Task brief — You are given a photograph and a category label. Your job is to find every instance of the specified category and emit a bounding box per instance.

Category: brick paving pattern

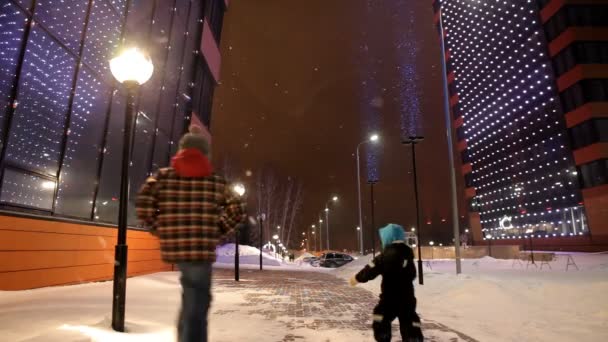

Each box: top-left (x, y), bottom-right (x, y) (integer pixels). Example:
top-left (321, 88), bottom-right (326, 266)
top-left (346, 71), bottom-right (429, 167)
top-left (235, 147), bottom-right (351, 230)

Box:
top-left (212, 268), bottom-right (478, 342)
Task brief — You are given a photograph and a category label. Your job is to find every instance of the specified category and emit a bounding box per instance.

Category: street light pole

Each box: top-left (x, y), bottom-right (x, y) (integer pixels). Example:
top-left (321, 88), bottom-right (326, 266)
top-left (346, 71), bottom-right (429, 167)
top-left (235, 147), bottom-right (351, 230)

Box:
top-left (356, 134), bottom-right (379, 255)
top-left (259, 214), bottom-right (265, 271)
top-left (324, 196), bottom-right (338, 251)
top-left (403, 136), bottom-right (424, 285)
top-left (109, 47), bottom-right (153, 332)
top-left (438, 5), bottom-right (462, 276)
top-left (369, 181), bottom-right (377, 256)
top-left (231, 184), bottom-right (245, 282)
top-left (325, 208), bottom-right (330, 251)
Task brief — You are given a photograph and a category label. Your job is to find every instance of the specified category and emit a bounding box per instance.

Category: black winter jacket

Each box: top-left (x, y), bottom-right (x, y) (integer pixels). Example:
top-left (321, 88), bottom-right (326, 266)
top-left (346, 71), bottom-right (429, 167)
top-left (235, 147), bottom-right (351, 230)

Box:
top-left (355, 242), bottom-right (417, 303)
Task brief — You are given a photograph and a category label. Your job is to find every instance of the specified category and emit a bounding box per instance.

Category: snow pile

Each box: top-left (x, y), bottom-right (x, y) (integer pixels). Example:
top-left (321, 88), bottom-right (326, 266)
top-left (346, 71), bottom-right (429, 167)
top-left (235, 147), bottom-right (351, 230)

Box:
top-left (333, 253), bottom-right (608, 342)
top-left (215, 243), bottom-right (281, 266)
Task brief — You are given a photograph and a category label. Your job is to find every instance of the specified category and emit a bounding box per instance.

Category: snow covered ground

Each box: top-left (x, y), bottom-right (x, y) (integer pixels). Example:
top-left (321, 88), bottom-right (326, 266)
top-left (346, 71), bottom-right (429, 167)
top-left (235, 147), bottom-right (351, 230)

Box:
top-left (1, 245), bottom-right (607, 341)
top-left (334, 253), bottom-right (608, 342)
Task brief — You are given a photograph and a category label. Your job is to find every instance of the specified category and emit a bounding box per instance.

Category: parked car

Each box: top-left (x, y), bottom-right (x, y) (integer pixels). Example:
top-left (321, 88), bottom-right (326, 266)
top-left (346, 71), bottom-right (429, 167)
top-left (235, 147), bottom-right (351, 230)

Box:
top-left (301, 256), bottom-right (319, 265)
top-left (318, 253), bottom-right (354, 268)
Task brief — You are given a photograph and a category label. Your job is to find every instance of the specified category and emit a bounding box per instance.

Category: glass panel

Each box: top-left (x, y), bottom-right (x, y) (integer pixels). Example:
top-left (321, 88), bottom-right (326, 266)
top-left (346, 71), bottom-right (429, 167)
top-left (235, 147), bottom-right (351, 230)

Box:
top-left (0, 168), bottom-right (55, 210)
top-left (0, 3), bottom-right (28, 150)
top-left (5, 27), bottom-right (76, 176)
top-left (94, 89), bottom-right (125, 223)
top-left (156, 0), bottom-right (189, 133)
top-left (109, 0), bottom-right (127, 17)
top-left (123, 0), bottom-right (154, 47)
top-left (55, 68), bottom-right (111, 218)
top-left (82, 0), bottom-right (122, 82)
top-left (128, 111), bottom-right (155, 225)
top-left (135, 0), bottom-right (174, 125)
top-left (33, 0), bottom-right (89, 53)
top-left (151, 131), bottom-right (170, 172)
top-left (15, 0), bottom-right (34, 11)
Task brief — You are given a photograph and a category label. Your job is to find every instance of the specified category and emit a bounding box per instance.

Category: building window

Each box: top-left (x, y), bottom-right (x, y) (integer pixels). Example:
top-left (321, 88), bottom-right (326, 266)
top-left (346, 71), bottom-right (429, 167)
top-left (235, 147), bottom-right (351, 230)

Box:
top-left (5, 26), bottom-right (76, 176)
top-left (55, 68), bottom-right (111, 219)
top-left (561, 79), bottom-right (608, 113)
top-left (544, 5), bottom-right (608, 42)
top-left (569, 119), bottom-right (608, 150)
top-left (578, 159), bottom-right (608, 188)
top-left (33, 0), bottom-right (89, 54)
top-left (0, 168), bottom-right (55, 210)
top-left (552, 42), bottom-right (608, 76)
top-left (0, 2), bottom-right (28, 147)
top-left (82, 0), bottom-right (123, 82)
top-left (0, 0), bottom-right (221, 224)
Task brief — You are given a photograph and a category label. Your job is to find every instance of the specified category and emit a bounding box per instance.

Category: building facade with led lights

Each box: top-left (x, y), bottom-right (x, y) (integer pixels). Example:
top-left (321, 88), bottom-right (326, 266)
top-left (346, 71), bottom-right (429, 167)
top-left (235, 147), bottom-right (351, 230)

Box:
top-left (0, 0), bottom-right (227, 290)
top-left (433, 0), bottom-right (608, 250)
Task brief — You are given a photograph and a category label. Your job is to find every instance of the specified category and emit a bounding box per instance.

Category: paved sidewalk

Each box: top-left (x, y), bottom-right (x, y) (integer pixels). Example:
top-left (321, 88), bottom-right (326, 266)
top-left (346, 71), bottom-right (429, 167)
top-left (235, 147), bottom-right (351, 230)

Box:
top-left (212, 268), bottom-right (478, 342)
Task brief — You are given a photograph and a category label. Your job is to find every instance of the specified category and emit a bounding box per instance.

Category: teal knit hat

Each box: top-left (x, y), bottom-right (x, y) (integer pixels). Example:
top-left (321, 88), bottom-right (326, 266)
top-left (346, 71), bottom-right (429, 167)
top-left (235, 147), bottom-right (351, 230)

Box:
top-left (179, 125), bottom-right (210, 156)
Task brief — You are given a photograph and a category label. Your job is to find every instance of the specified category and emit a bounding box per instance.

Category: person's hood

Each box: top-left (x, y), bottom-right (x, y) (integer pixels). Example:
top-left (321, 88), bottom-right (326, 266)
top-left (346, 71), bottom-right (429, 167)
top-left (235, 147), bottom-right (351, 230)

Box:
top-left (171, 148), bottom-right (213, 178)
top-left (379, 223), bottom-right (405, 249)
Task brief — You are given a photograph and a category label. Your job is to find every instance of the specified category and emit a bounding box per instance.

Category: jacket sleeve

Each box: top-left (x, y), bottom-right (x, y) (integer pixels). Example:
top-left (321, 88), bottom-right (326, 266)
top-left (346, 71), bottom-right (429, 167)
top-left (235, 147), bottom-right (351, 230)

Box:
top-left (218, 183), bottom-right (246, 236)
top-left (405, 246), bottom-right (417, 281)
top-left (355, 254), bottom-right (383, 283)
top-left (136, 172), bottom-right (161, 234)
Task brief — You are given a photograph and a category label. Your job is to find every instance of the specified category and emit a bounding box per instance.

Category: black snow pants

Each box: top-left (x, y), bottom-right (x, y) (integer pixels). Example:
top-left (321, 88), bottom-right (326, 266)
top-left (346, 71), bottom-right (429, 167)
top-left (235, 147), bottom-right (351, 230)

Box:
top-left (372, 300), bottom-right (423, 342)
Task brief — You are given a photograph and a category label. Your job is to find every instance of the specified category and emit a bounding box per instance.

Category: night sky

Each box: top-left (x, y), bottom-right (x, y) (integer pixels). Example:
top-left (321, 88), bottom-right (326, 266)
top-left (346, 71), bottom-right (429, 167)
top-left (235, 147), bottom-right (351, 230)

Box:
top-left (211, 0), bottom-right (467, 250)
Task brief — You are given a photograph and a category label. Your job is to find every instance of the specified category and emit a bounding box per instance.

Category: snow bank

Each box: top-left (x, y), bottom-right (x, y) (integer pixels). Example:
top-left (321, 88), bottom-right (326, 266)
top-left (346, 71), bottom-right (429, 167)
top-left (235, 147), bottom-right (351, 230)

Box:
top-left (332, 253), bottom-right (608, 342)
top-left (215, 243), bottom-right (281, 266)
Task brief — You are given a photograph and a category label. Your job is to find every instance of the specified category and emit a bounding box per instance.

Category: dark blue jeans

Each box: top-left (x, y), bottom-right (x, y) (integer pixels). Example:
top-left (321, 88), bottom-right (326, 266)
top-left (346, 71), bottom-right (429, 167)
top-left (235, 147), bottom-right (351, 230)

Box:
top-left (177, 262), bottom-right (212, 342)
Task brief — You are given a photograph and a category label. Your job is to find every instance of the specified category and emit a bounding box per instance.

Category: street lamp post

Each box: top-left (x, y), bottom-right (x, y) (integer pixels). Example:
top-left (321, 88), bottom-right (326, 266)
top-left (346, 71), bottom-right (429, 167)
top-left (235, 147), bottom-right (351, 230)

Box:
top-left (258, 214), bottom-right (266, 270)
top-left (402, 136), bottom-right (425, 285)
top-left (109, 47), bottom-right (153, 332)
top-left (232, 184), bottom-right (246, 282)
top-left (485, 234), bottom-right (493, 258)
top-left (356, 226), bottom-right (361, 254)
top-left (368, 181), bottom-right (377, 256)
top-left (356, 134), bottom-right (379, 255)
top-left (438, 5), bottom-right (463, 276)
top-left (324, 196), bottom-right (338, 251)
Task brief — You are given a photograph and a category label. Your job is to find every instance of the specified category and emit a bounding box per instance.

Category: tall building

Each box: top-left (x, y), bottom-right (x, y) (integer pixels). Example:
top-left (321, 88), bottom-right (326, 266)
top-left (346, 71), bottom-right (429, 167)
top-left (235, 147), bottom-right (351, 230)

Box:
top-left (432, 0), bottom-right (608, 250)
top-left (0, 0), bottom-right (227, 290)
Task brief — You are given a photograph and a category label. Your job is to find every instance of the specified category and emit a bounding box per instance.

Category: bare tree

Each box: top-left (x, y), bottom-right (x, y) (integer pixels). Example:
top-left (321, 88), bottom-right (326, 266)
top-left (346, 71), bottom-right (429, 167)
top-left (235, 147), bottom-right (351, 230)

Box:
top-left (279, 177), bottom-right (294, 242)
top-left (285, 181), bottom-right (304, 249)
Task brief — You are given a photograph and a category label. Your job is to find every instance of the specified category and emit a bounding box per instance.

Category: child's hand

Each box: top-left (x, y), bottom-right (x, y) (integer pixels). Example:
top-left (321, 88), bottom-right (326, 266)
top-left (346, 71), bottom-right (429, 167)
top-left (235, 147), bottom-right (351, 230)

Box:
top-left (349, 276), bottom-right (358, 287)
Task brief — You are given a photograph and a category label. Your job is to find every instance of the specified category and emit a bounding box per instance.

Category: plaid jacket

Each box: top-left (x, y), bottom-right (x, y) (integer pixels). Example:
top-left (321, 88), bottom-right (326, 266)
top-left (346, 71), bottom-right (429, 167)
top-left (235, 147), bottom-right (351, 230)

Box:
top-left (136, 168), bottom-right (246, 263)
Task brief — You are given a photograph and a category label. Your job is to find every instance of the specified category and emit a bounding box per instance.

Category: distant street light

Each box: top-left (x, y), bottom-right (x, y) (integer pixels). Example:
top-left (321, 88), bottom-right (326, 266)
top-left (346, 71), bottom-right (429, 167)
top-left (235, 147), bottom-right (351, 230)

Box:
top-left (324, 196), bottom-right (339, 250)
top-left (486, 234), bottom-right (493, 257)
top-left (109, 46), bottom-right (153, 333)
top-left (356, 133), bottom-right (380, 255)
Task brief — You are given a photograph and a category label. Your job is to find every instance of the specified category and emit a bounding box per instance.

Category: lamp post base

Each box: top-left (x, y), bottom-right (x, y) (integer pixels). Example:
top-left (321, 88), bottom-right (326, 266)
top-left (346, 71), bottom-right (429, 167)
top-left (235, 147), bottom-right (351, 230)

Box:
top-left (111, 244), bottom-right (128, 332)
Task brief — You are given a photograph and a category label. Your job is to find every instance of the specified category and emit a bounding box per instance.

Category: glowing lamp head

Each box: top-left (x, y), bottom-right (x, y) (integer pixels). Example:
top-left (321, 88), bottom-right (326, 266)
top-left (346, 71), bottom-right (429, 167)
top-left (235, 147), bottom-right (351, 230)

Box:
top-left (485, 234), bottom-right (492, 239)
top-left (272, 234), bottom-right (279, 240)
top-left (110, 47), bottom-right (154, 85)
top-left (370, 134), bottom-right (380, 143)
top-left (429, 241), bottom-right (434, 246)
top-left (332, 196), bottom-right (338, 202)
top-left (232, 183), bottom-right (246, 197)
